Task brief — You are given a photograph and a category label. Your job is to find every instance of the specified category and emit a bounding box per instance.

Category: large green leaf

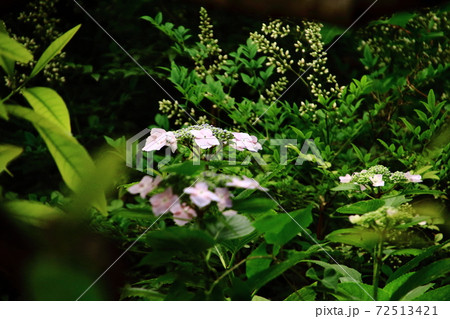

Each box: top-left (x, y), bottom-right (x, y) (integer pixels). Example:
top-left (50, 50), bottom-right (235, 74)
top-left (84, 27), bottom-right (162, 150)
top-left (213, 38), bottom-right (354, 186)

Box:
top-left (232, 197), bottom-right (276, 214)
top-left (22, 87), bottom-right (71, 132)
top-left (0, 32), bottom-right (33, 63)
top-left (306, 260), bottom-right (363, 283)
top-left (326, 227), bottom-right (380, 251)
top-left (253, 205), bottom-right (313, 247)
top-left (0, 23), bottom-right (16, 76)
top-left (247, 250), bottom-right (309, 291)
top-left (390, 258), bottom-right (450, 300)
top-left (387, 242), bottom-right (446, 283)
top-left (5, 104), bottom-right (106, 213)
top-left (0, 101), bottom-right (8, 120)
top-left (145, 227), bottom-right (215, 254)
top-left (206, 214), bottom-right (255, 241)
top-left (161, 161), bottom-right (205, 175)
top-left (0, 144), bottom-right (22, 174)
top-left (413, 285), bottom-right (450, 301)
top-left (30, 24), bottom-right (81, 78)
top-left (284, 282), bottom-right (317, 301)
top-left (246, 243), bottom-right (271, 278)
top-left (335, 282), bottom-right (386, 301)
top-left (121, 287), bottom-right (165, 301)
top-left (2, 200), bottom-right (63, 226)
top-left (336, 199), bottom-right (385, 214)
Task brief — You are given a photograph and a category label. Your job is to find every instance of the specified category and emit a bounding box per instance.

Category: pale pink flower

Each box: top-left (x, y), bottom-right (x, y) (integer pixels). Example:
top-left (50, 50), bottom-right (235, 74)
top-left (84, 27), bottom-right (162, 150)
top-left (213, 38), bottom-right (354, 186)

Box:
top-left (150, 187), bottom-right (179, 216)
top-left (359, 184), bottom-right (367, 191)
top-left (128, 175), bottom-right (162, 198)
top-left (142, 128), bottom-right (178, 152)
top-left (226, 176), bottom-right (268, 191)
top-left (214, 187), bottom-right (233, 211)
top-left (404, 172), bottom-right (422, 183)
top-left (166, 131), bottom-right (178, 152)
top-left (190, 128), bottom-right (220, 149)
top-left (339, 174), bottom-right (352, 183)
top-left (171, 202), bottom-right (197, 226)
top-left (231, 132), bottom-right (262, 152)
top-left (222, 210), bottom-right (237, 217)
top-left (369, 174), bottom-right (385, 187)
top-left (184, 182), bottom-right (220, 208)
top-left (143, 128), bottom-right (167, 151)
top-left (418, 221), bottom-right (427, 226)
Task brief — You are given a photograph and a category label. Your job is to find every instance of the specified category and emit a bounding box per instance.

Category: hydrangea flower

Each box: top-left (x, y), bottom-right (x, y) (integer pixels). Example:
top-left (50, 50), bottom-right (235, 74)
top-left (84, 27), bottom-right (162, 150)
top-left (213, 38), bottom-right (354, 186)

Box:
top-left (338, 165), bottom-right (422, 189)
top-left (143, 128), bottom-right (177, 152)
top-left (404, 171), bottom-right (422, 183)
top-left (128, 175), bottom-right (162, 198)
top-left (171, 202), bottom-right (197, 226)
top-left (231, 132), bottom-right (262, 152)
top-left (190, 128), bottom-right (220, 149)
top-left (226, 176), bottom-right (268, 191)
top-left (214, 187), bottom-right (233, 211)
top-left (150, 187), bottom-right (179, 216)
top-left (369, 174), bottom-right (384, 187)
top-left (184, 182), bottom-right (220, 208)
top-left (339, 174), bottom-right (352, 183)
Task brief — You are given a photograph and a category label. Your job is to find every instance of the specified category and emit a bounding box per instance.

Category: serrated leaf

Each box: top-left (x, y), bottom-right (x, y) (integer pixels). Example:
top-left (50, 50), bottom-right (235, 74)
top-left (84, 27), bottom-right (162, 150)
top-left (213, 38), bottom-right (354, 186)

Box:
top-left (30, 24), bottom-right (81, 78)
top-left (337, 199), bottom-right (385, 214)
top-left (161, 161), bottom-right (205, 176)
top-left (207, 214), bottom-right (255, 241)
top-left (22, 87), bottom-right (71, 133)
top-left (326, 228), bottom-right (380, 252)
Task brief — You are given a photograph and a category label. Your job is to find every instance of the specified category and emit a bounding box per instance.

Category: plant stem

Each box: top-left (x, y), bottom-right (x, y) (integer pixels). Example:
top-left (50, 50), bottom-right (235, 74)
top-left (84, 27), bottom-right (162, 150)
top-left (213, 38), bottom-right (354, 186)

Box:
top-left (372, 231), bottom-right (385, 301)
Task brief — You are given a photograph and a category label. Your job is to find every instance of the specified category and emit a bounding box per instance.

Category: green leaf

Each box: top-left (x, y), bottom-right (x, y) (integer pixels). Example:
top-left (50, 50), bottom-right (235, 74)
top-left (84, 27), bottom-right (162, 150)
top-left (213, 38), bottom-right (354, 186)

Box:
top-left (0, 26), bottom-right (15, 76)
top-left (0, 101), bottom-right (8, 120)
top-left (284, 282), bottom-right (317, 301)
top-left (326, 228), bottom-right (380, 251)
top-left (207, 214), bottom-right (255, 241)
top-left (390, 258), bottom-right (450, 300)
top-left (5, 104), bottom-right (106, 213)
top-left (0, 144), bottom-right (22, 174)
top-left (413, 285), bottom-right (450, 301)
top-left (337, 199), bottom-right (385, 214)
top-left (253, 205), bottom-right (313, 247)
top-left (30, 24), bottom-right (81, 78)
top-left (0, 32), bottom-right (33, 63)
top-left (161, 161), bottom-right (205, 176)
top-left (246, 243), bottom-right (271, 278)
top-left (335, 282), bottom-right (383, 301)
top-left (22, 87), bottom-right (71, 133)
top-left (331, 183), bottom-right (359, 191)
top-left (248, 250), bottom-right (309, 291)
top-left (306, 260), bottom-right (362, 283)
top-left (2, 200), bottom-right (63, 227)
top-left (232, 197), bottom-right (276, 214)
top-left (145, 228), bottom-right (215, 254)
top-left (121, 287), bottom-right (165, 301)
top-left (388, 242), bottom-right (446, 283)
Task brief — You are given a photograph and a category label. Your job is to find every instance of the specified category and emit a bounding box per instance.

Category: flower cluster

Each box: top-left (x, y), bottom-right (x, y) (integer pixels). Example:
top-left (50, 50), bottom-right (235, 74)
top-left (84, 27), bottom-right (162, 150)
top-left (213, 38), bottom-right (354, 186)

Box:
top-left (348, 204), bottom-right (426, 229)
top-left (339, 165), bottom-right (422, 190)
top-left (142, 124), bottom-right (263, 153)
top-left (128, 174), bottom-right (267, 226)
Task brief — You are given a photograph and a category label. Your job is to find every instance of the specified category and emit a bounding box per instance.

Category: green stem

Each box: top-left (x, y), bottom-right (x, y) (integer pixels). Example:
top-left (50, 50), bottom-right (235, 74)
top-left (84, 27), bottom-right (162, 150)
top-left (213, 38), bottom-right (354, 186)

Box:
top-left (373, 231), bottom-right (385, 301)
